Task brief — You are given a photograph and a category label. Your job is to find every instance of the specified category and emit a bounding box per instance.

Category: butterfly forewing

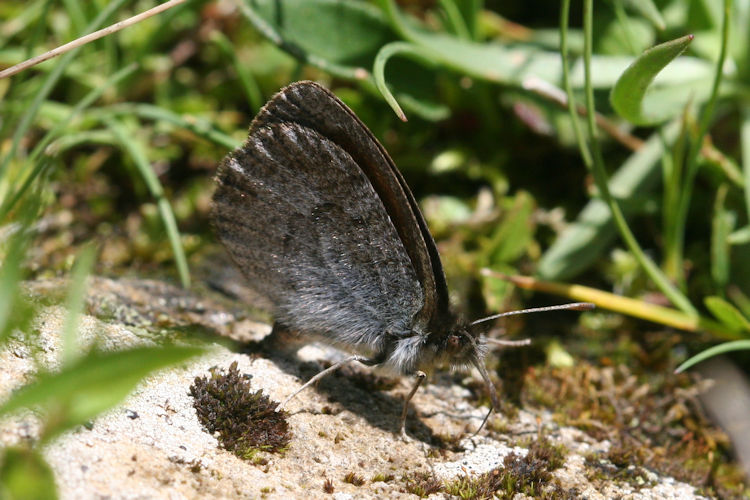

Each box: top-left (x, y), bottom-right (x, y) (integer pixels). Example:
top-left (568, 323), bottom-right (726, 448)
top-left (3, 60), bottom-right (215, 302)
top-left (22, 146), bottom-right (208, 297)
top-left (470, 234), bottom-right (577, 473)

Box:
top-left (245, 82), bottom-right (451, 330)
top-left (212, 118), bottom-right (424, 353)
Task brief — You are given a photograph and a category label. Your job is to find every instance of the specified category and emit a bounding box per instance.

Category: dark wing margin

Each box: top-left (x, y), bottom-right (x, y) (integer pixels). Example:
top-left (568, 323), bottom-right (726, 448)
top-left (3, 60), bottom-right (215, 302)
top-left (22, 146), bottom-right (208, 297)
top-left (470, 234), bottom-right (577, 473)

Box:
top-left (250, 81), bottom-right (451, 331)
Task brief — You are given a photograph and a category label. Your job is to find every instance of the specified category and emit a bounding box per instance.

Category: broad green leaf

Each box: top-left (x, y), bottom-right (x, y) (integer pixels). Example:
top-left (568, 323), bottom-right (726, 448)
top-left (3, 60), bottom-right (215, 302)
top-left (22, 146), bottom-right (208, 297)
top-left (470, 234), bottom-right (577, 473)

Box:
top-left (374, 0), bottom-right (713, 118)
top-left (0, 345), bottom-right (204, 440)
top-left (482, 191), bottom-right (535, 264)
top-left (239, 0), bottom-right (447, 120)
top-left (249, 0), bottom-right (394, 67)
top-left (538, 120), bottom-right (681, 280)
top-left (675, 340), bottom-right (750, 373)
top-left (610, 35), bottom-right (694, 125)
top-left (0, 447), bottom-right (57, 500)
top-left (704, 296), bottom-right (750, 332)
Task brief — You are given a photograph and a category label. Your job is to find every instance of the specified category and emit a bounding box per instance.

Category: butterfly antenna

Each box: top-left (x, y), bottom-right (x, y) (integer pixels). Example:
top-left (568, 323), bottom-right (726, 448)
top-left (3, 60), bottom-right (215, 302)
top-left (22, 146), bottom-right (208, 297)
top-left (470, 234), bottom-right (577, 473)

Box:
top-left (470, 302), bottom-right (595, 326)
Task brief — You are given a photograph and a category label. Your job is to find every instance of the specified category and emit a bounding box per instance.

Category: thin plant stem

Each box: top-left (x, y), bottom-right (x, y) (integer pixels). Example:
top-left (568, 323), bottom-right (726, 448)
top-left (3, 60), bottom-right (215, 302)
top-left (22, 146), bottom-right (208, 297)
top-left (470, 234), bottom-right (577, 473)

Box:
top-left (669, 0), bottom-right (732, 280)
top-left (581, 0), bottom-right (698, 316)
top-left (559, 0), bottom-right (592, 167)
top-left (0, 0), bottom-right (187, 79)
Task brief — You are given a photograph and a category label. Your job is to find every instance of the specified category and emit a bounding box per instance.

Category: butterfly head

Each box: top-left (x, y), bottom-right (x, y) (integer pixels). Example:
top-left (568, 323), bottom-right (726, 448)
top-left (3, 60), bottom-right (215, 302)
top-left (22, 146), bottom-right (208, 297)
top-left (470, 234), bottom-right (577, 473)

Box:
top-left (420, 321), bottom-right (500, 430)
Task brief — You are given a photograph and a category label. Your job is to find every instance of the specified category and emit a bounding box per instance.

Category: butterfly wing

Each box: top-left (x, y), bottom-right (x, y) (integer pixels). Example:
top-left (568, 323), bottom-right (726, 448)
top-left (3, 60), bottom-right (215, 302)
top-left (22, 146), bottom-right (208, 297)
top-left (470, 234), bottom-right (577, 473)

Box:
top-left (213, 117), bottom-right (424, 355)
top-left (247, 81), bottom-right (451, 331)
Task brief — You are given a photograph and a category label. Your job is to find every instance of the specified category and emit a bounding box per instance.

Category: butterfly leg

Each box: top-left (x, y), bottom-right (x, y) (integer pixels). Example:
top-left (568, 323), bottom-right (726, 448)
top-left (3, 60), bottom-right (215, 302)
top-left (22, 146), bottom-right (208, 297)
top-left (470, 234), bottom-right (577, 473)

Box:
top-left (278, 354), bottom-right (374, 411)
top-left (399, 371), bottom-right (426, 440)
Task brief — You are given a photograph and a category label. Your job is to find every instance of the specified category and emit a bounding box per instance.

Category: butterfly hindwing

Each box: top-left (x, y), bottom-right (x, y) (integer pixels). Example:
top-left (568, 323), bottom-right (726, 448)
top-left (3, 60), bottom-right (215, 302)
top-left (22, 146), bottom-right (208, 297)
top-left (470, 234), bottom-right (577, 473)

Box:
top-left (212, 120), bottom-right (423, 353)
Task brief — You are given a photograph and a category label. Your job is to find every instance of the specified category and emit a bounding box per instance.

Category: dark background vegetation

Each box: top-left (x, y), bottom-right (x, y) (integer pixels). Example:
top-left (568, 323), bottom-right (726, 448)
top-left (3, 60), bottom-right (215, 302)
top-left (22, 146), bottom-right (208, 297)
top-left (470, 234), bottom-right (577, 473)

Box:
top-left (1, 0), bottom-right (749, 497)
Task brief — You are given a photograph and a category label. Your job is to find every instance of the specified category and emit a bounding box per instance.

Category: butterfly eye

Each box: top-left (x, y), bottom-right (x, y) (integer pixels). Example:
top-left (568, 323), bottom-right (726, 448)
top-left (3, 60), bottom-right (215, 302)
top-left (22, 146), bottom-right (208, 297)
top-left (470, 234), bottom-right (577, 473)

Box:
top-left (448, 335), bottom-right (461, 350)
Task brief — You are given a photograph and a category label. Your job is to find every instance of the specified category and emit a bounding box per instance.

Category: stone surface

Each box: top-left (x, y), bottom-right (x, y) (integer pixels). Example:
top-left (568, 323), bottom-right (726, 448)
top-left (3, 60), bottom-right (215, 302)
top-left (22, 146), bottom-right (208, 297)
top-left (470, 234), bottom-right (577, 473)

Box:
top-left (0, 277), bottom-right (714, 499)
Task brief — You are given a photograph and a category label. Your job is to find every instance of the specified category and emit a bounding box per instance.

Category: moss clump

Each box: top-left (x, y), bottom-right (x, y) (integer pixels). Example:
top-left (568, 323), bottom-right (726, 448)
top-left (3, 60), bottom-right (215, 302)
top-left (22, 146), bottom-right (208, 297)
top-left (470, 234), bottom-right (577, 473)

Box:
top-left (523, 363), bottom-right (748, 496)
top-left (343, 472), bottom-right (366, 486)
top-left (443, 437), bottom-right (571, 500)
top-left (189, 361), bottom-right (291, 459)
top-left (402, 472), bottom-right (443, 498)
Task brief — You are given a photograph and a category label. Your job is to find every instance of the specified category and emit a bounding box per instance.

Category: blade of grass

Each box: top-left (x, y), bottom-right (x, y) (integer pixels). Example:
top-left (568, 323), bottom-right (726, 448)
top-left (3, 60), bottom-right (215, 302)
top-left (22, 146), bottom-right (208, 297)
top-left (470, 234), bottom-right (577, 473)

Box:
top-left (668, 0), bottom-right (731, 286)
top-left (483, 271), bottom-right (740, 340)
top-left (582, 0), bottom-right (697, 316)
top-left (704, 296), bottom-right (750, 332)
top-left (99, 103), bottom-right (240, 150)
top-left (624, 0), bottom-right (665, 30)
top-left (0, 345), bottom-right (204, 441)
top-left (0, 447), bottom-right (57, 500)
top-left (710, 184), bottom-right (735, 293)
top-left (373, 41), bottom-right (440, 121)
top-left (0, 0), bottom-right (130, 179)
top-left (0, 64), bottom-right (139, 222)
top-left (103, 117), bottom-right (190, 288)
top-left (438, 0), bottom-right (471, 40)
top-left (742, 105), bottom-right (750, 224)
top-left (0, 0), bottom-right (187, 79)
top-left (61, 244), bottom-right (96, 366)
top-left (0, 192), bottom-right (42, 345)
top-left (675, 340), bottom-right (750, 373)
top-left (560, 0), bottom-right (592, 167)
top-left (210, 31), bottom-right (263, 113)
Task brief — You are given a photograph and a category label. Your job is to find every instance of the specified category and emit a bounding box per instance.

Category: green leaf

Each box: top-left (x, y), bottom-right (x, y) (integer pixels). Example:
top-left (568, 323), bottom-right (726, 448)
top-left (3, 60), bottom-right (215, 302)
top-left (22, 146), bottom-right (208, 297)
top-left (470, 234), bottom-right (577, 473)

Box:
top-left (0, 447), bottom-right (57, 500)
top-left (0, 345), bottom-right (204, 440)
top-left (610, 35), bottom-right (694, 125)
top-left (675, 340), bottom-right (750, 373)
top-left (538, 120), bottom-right (681, 280)
top-left (482, 191), bottom-right (535, 264)
top-left (623, 0), bottom-right (666, 30)
top-left (248, 0), bottom-right (394, 67)
top-left (704, 296), bottom-right (750, 332)
top-left (104, 118), bottom-right (190, 288)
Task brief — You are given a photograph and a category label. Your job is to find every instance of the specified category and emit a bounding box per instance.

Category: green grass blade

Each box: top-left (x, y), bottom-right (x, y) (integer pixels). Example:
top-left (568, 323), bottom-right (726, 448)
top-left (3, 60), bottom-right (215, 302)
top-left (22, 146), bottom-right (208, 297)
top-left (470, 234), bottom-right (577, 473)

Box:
top-left (583, 0), bottom-right (697, 315)
top-left (710, 185), bottom-right (735, 292)
top-left (675, 340), bottom-right (750, 373)
top-left (437, 0), bottom-right (471, 40)
top-left (669, 0), bottom-right (731, 287)
top-left (560, 0), bottom-right (593, 168)
top-left (210, 31), bottom-right (263, 113)
top-left (0, 447), bottom-right (58, 500)
top-left (538, 120), bottom-right (681, 280)
top-left (705, 296), bottom-right (750, 332)
top-left (103, 117), bottom-right (190, 288)
top-left (0, 64), bottom-right (139, 223)
top-left (610, 35), bottom-right (693, 125)
top-left (0, 0), bottom-right (130, 178)
top-left (101, 103), bottom-right (240, 150)
top-left (373, 41), bottom-right (440, 121)
top-left (61, 245), bottom-right (97, 367)
top-left (0, 345), bottom-right (204, 441)
top-left (742, 105), bottom-right (750, 225)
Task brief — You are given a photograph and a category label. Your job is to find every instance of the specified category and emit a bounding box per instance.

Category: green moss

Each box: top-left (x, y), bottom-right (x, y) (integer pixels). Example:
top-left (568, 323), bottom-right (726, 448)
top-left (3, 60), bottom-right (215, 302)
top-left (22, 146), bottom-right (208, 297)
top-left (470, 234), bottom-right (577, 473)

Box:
top-left (443, 437), bottom-right (571, 500)
top-left (402, 472), bottom-right (443, 498)
top-left (189, 361), bottom-right (291, 461)
top-left (522, 362), bottom-right (749, 497)
top-left (343, 471), bottom-right (365, 486)
top-left (371, 473), bottom-right (395, 483)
